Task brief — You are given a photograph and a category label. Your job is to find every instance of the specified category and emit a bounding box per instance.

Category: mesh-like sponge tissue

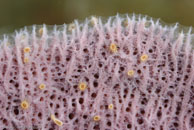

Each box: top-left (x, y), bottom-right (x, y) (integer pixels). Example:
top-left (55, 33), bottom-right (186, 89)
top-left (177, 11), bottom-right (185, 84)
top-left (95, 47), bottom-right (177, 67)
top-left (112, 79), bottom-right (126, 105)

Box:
top-left (0, 14), bottom-right (193, 130)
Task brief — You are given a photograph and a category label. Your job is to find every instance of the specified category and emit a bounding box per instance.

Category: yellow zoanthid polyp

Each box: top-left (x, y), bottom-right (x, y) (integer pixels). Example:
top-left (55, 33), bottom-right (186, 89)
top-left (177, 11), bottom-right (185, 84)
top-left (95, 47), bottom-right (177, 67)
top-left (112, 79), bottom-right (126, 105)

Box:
top-left (51, 114), bottom-right (63, 126)
top-left (23, 57), bottom-right (29, 63)
top-left (54, 119), bottom-right (63, 126)
top-left (109, 43), bottom-right (118, 53)
top-left (108, 104), bottom-right (114, 109)
top-left (127, 70), bottom-right (135, 77)
top-left (93, 115), bottom-right (101, 121)
top-left (140, 54), bottom-right (148, 62)
top-left (39, 28), bottom-right (43, 36)
top-left (21, 100), bottom-right (29, 110)
top-left (79, 82), bottom-right (87, 91)
top-left (51, 114), bottom-right (55, 120)
top-left (123, 19), bottom-right (128, 27)
top-left (39, 83), bottom-right (46, 90)
top-left (23, 47), bottom-right (31, 53)
top-left (90, 16), bottom-right (98, 25)
top-left (68, 23), bottom-right (76, 32)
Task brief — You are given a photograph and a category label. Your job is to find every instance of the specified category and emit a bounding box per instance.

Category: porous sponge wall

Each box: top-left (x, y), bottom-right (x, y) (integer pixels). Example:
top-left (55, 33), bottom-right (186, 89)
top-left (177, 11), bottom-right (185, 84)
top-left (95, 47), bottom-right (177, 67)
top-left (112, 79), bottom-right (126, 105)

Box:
top-left (0, 14), bottom-right (193, 130)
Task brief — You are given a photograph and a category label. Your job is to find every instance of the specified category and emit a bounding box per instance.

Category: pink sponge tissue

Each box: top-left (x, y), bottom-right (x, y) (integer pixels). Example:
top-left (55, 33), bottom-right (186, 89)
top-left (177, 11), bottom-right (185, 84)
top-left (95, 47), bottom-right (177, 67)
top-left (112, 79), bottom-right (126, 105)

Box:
top-left (0, 14), bottom-right (193, 130)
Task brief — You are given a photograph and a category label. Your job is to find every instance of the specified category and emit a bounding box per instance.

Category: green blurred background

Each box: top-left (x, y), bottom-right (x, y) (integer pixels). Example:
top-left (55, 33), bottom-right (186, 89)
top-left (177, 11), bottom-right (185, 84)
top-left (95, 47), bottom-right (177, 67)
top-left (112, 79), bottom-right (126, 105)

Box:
top-left (0, 0), bottom-right (194, 35)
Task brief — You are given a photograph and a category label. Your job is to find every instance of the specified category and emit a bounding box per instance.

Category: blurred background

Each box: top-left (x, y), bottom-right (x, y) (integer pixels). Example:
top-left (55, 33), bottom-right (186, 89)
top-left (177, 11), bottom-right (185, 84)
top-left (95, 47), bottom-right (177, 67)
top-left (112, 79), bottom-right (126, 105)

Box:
top-left (0, 0), bottom-right (194, 35)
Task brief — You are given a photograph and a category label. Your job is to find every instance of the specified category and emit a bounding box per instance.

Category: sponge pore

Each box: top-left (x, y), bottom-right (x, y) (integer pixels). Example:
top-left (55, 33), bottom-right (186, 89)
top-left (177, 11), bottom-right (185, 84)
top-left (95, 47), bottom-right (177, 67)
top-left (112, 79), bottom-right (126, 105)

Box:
top-left (0, 14), bottom-right (193, 130)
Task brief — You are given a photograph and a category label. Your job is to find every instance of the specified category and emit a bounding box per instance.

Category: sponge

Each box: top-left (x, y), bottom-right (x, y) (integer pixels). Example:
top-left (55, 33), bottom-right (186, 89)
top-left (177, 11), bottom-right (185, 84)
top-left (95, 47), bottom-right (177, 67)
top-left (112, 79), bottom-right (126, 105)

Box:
top-left (0, 14), bottom-right (193, 130)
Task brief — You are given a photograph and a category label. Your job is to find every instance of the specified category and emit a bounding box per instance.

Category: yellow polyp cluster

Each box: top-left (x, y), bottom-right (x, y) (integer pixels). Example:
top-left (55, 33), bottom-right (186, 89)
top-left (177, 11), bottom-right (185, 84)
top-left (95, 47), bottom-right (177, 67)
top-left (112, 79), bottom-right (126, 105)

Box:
top-left (39, 28), bottom-right (43, 36)
top-left (108, 104), bottom-right (114, 109)
top-left (39, 83), bottom-right (46, 90)
top-left (21, 100), bottom-right (29, 110)
top-left (93, 115), bottom-right (101, 121)
top-left (79, 82), bottom-right (87, 91)
top-left (140, 54), bottom-right (148, 62)
top-left (23, 47), bottom-right (31, 53)
top-left (23, 57), bottom-right (29, 63)
top-left (127, 70), bottom-right (135, 77)
top-left (109, 43), bottom-right (118, 53)
top-left (51, 114), bottom-right (63, 126)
